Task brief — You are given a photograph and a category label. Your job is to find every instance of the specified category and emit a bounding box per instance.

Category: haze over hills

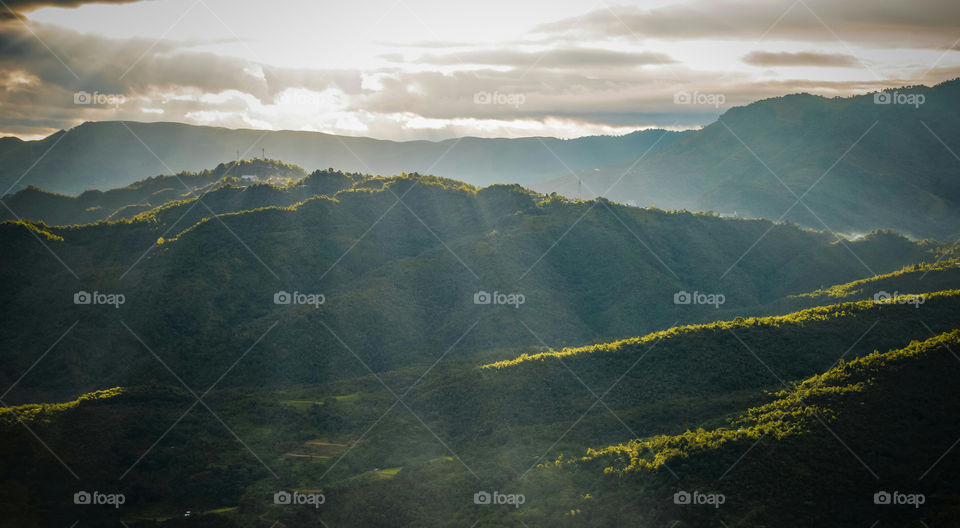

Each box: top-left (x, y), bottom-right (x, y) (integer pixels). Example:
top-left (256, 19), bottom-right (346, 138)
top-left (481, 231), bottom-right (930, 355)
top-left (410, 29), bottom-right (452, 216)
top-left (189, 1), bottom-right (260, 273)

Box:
top-left (536, 79), bottom-right (960, 240)
top-left (0, 122), bottom-right (685, 196)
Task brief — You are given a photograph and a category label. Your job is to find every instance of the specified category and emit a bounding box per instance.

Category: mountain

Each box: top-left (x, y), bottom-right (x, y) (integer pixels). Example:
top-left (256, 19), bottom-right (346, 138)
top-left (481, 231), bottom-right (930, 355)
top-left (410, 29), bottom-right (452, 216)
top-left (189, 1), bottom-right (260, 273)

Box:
top-left (535, 79), bottom-right (960, 240)
top-left (0, 122), bottom-right (686, 196)
top-left (0, 172), bottom-right (945, 403)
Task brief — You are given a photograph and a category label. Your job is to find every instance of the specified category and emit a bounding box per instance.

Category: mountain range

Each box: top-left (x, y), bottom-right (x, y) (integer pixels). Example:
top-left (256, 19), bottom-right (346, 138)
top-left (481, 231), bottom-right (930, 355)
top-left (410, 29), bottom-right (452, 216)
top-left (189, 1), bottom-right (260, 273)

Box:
top-left (5, 80), bottom-right (959, 242)
top-left (537, 79), bottom-right (960, 240)
top-left (2, 84), bottom-right (960, 527)
top-left (0, 122), bottom-right (684, 196)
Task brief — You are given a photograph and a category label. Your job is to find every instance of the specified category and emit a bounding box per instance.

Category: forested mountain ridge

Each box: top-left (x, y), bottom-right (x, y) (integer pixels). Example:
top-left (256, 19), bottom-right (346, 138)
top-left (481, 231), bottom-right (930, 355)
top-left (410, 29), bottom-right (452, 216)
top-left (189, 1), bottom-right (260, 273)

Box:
top-left (0, 159), bottom-right (310, 226)
top-left (1, 172), bottom-right (944, 402)
top-left (536, 78), bottom-right (960, 239)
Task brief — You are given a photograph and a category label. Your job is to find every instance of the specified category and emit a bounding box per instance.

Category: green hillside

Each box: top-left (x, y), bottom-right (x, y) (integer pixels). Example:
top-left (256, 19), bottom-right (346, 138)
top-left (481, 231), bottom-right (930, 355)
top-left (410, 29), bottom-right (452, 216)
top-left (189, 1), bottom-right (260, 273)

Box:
top-left (0, 174), bottom-right (944, 401)
top-left (2, 291), bottom-right (958, 527)
top-left (566, 330), bottom-right (960, 526)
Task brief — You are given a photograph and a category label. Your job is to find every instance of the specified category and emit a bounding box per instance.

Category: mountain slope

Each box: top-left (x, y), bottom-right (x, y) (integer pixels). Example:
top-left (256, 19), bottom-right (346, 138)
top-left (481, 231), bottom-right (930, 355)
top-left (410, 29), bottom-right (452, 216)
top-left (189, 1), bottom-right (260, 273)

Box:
top-left (0, 122), bottom-right (686, 196)
top-left (419, 290), bottom-right (960, 436)
top-left (307, 308), bottom-right (960, 528)
top-left (0, 175), bottom-right (942, 401)
top-left (3, 293), bottom-right (959, 527)
top-left (536, 79), bottom-right (960, 239)
top-left (562, 330), bottom-right (960, 527)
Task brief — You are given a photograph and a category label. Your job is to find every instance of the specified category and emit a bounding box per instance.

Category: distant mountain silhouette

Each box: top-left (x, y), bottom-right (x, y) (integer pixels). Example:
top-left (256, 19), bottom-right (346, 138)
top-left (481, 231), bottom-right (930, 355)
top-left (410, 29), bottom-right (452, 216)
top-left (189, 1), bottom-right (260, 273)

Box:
top-left (0, 121), bottom-right (685, 196)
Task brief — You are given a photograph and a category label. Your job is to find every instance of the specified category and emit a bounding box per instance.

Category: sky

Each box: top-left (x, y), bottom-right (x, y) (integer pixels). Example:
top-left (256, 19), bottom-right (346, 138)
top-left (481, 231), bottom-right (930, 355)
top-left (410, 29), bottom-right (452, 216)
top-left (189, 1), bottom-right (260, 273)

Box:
top-left (1, 0), bottom-right (959, 140)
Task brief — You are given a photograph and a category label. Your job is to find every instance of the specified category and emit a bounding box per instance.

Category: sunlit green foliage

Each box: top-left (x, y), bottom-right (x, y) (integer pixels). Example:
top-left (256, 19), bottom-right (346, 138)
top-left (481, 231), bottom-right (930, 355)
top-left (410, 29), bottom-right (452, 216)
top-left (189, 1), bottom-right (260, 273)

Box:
top-left (0, 386), bottom-right (123, 424)
top-left (484, 290), bottom-right (960, 369)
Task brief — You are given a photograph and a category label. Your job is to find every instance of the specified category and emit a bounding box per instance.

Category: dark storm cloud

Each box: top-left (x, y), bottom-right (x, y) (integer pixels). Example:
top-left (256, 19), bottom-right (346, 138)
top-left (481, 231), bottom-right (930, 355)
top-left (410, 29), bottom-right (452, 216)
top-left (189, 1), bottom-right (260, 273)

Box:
top-left (742, 51), bottom-right (859, 67)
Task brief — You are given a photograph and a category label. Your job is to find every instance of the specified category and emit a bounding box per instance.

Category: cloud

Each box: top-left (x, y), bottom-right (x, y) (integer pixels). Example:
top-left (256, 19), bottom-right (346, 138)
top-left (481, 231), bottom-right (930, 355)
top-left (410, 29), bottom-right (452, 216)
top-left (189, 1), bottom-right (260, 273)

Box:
top-left (377, 39), bottom-right (475, 49)
top-left (0, 22), bottom-right (360, 100)
top-left (535, 0), bottom-right (960, 49)
top-left (0, 4), bottom-right (956, 142)
top-left (344, 66), bottom-right (921, 125)
top-left (742, 51), bottom-right (859, 67)
top-left (0, 21), bottom-right (695, 138)
top-left (412, 48), bottom-right (677, 68)
top-left (0, 22), bottom-right (367, 136)
top-left (0, 0), bottom-right (144, 19)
